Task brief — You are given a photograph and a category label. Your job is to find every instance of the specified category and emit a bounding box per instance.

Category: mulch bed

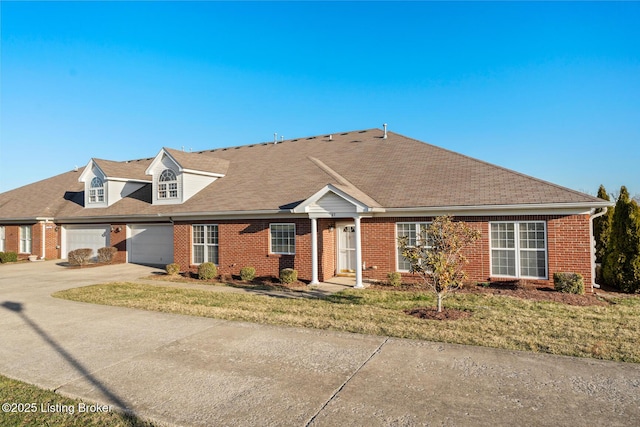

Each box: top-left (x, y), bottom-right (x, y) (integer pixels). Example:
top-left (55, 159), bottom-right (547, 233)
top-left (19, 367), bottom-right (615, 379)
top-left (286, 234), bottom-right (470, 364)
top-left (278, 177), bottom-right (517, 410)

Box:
top-left (378, 280), bottom-right (627, 321)
top-left (150, 272), bottom-right (309, 291)
top-left (405, 307), bottom-right (472, 321)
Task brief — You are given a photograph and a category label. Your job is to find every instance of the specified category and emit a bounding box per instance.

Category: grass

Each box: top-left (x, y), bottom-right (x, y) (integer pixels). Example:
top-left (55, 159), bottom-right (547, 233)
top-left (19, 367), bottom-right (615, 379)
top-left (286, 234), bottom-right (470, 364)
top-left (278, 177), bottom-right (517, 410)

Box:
top-left (53, 282), bottom-right (640, 363)
top-left (0, 374), bottom-right (155, 427)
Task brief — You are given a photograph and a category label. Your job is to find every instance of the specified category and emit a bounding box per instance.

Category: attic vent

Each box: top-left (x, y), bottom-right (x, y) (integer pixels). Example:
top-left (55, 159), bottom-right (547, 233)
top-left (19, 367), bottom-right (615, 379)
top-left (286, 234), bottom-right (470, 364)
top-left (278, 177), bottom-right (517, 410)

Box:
top-left (383, 123), bottom-right (388, 139)
top-left (329, 134), bottom-right (333, 140)
top-left (340, 132), bottom-right (349, 135)
top-left (358, 130), bottom-right (367, 133)
top-left (307, 136), bottom-right (316, 140)
top-left (292, 139), bottom-right (298, 142)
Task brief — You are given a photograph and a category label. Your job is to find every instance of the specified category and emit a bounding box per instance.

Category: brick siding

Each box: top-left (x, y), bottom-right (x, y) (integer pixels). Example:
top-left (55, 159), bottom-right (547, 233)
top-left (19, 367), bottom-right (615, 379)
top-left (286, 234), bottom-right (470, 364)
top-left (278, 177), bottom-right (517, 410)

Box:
top-left (1, 213), bottom-right (594, 292)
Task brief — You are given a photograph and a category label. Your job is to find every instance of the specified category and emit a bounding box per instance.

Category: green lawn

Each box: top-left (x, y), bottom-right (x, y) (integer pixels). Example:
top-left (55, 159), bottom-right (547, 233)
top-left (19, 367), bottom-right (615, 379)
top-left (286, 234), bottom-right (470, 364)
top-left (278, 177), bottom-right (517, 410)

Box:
top-left (54, 282), bottom-right (640, 363)
top-left (0, 374), bottom-right (155, 427)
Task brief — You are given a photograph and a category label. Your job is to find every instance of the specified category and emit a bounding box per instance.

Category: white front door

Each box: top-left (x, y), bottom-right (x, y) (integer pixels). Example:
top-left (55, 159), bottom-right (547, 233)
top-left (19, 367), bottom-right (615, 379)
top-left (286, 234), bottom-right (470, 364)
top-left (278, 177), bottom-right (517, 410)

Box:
top-left (338, 223), bottom-right (356, 273)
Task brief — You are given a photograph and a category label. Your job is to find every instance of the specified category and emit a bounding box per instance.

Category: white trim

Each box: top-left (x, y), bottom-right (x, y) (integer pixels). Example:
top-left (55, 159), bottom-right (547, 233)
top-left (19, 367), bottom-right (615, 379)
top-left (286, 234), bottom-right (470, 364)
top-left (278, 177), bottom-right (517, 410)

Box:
top-left (192, 224), bottom-right (219, 265)
top-left (182, 168), bottom-right (225, 178)
top-left (354, 216), bottom-right (363, 288)
top-left (489, 221), bottom-right (548, 280)
top-left (380, 202), bottom-right (611, 217)
top-left (269, 223), bottom-right (296, 255)
top-left (395, 221), bottom-right (431, 272)
top-left (336, 221), bottom-right (355, 274)
top-left (310, 218), bottom-right (319, 284)
top-left (0, 226), bottom-right (5, 252)
top-left (19, 225), bottom-right (32, 254)
top-left (292, 184), bottom-right (371, 215)
top-left (106, 177), bottom-right (152, 183)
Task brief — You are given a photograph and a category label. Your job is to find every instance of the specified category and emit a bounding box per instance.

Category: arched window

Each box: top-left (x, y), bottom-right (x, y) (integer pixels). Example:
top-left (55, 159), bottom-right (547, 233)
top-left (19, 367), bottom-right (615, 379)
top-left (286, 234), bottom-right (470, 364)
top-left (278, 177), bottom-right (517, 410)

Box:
top-left (158, 169), bottom-right (178, 199)
top-left (89, 177), bottom-right (105, 203)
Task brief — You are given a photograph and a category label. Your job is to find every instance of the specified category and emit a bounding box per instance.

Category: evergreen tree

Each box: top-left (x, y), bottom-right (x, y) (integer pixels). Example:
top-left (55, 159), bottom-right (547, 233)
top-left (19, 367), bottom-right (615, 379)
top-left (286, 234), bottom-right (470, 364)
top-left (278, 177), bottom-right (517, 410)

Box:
top-left (603, 186), bottom-right (640, 293)
top-left (594, 185), bottom-right (613, 264)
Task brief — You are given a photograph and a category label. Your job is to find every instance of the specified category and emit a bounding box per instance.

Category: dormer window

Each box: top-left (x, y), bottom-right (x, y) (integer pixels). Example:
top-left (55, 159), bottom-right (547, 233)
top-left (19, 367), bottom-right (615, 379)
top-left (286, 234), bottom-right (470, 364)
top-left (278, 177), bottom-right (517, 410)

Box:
top-left (159, 169), bottom-right (178, 199)
top-left (89, 177), bottom-right (105, 203)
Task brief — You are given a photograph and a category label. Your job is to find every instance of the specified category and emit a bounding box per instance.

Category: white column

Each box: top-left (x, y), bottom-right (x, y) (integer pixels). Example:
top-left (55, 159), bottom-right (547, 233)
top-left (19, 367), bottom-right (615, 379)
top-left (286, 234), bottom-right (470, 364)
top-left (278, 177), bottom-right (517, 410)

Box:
top-left (310, 217), bottom-right (319, 285)
top-left (354, 216), bottom-right (364, 288)
top-left (41, 222), bottom-right (46, 260)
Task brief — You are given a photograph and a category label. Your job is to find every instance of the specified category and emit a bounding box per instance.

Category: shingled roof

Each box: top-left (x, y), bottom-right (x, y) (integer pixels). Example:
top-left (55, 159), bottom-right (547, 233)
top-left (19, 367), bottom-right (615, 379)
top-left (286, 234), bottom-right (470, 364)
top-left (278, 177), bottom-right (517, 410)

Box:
top-left (0, 128), bottom-right (607, 221)
top-left (92, 158), bottom-right (150, 181)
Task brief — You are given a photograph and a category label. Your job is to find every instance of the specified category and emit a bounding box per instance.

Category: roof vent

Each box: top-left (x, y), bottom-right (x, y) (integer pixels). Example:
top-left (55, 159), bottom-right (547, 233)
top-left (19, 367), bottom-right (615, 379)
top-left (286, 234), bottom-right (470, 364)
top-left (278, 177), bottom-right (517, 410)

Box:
top-left (383, 123), bottom-right (388, 139)
top-left (329, 134), bottom-right (333, 140)
top-left (274, 133), bottom-right (278, 144)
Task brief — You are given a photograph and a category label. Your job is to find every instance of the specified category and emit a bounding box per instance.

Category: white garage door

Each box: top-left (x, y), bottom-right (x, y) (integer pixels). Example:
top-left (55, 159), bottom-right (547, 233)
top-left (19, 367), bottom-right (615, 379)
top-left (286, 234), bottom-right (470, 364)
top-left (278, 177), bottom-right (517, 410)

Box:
top-left (65, 225), bottom-right (110, 260)
top-left (129, 224), bottom-right (174, 265)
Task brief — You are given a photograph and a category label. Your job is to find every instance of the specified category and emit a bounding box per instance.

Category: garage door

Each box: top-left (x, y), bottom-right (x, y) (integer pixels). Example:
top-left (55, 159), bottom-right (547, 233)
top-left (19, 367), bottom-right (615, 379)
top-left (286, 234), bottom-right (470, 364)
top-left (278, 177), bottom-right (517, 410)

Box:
top-left (65, 225), bottom-right (110, 260)
top-left (129, 224), bottom-right (174, 265)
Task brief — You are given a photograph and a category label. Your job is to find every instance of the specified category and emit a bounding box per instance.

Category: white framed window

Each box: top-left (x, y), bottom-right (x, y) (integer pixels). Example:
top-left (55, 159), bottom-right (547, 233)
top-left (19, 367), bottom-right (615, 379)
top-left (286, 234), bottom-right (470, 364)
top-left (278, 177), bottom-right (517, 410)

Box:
top-left (0, 226), bottom-right (5, 252)
top-left (89, 177), bottom-right (105, 203)
top-left (396, 222), bottom-right (431, 272)
top-left (159, 169), bottom-right (178, 199)
top-left (193, 224), bottom-right (218, 264)
top-left (490, 221), bottom-right (547, 279)
top-left (19, 225), bottom-right (32, 254)
top-left (270, 223), bottom-right (295, 255)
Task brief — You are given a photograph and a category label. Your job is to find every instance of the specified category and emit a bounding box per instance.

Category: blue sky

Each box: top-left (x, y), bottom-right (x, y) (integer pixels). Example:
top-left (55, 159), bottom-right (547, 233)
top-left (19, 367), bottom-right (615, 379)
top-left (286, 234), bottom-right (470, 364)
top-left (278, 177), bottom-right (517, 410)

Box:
top-left (1, 1), bottom-right (638, 197)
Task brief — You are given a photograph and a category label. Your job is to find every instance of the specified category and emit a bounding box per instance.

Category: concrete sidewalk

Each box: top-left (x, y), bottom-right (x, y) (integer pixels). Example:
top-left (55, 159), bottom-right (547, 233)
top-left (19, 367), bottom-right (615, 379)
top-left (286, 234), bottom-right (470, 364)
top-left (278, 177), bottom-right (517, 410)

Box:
top-left (1, 261), bottom-right (639, 426)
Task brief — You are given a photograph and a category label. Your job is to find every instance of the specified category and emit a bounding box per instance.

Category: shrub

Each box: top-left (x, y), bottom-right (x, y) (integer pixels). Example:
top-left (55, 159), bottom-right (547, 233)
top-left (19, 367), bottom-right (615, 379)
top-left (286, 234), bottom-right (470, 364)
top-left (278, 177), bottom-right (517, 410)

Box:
top-left (68, 248), bottom-right (93, 266)
top-left (0, 251), bottom-right (18, 263)
top-left (554, 272), bottom-right (585, 295)
top-left (198, 262), bottom-right (217, 280)
top-left (166, 263), bottom-right (180, 275)
top-left (97, 247), bottom-right (117, 264)
top-left (387, 272), bottom-right (402, 287)
top-left (279, 268), bottom-right (298, 284)
top-left (603, 186), bottom-right (640, 293)
top-left (240, 266), bottom-right (256, 281)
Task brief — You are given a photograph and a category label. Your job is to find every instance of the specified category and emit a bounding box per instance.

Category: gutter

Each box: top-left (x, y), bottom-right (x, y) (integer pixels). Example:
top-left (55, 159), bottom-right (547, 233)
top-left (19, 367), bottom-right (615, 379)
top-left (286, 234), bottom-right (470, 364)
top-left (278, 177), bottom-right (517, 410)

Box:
top-left (383, 201), bottom-right (612, 213)
top-left (589, 207), bottom-right (609, 290)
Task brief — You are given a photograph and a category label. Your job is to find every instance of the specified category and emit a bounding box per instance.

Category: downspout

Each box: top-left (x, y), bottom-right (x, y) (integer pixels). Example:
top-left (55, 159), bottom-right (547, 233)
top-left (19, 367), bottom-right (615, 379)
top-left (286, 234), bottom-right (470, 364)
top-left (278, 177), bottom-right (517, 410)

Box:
top-left (589, 207), bottom-right (608, 290)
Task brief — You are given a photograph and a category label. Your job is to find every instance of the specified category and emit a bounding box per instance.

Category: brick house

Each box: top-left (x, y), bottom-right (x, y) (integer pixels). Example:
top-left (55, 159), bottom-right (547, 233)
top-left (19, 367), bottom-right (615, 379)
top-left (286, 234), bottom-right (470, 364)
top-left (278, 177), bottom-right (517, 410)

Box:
top-left (0, 128), bottom-right (611, 291)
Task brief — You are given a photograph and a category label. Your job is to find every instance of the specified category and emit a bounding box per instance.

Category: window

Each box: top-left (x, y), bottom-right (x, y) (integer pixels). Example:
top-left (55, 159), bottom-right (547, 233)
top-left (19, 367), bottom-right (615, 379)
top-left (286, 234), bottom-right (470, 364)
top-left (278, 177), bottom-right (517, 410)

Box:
top-left (89, 177), bottom-right (105, 203)
top-left (193, 225), bottom-right (218, 264)
top-left (270, 223), bottom-right (295, 255)
top-left (19, 225), bottom-right (32, 253)
top-left (490, 222), bottom-right (547, 279)
top-left (0, 226), bottom-right (4, 252)
top-left (159, 169), bottom-right (178, 199)
top-left (396, 222), bottom-right (430, 271)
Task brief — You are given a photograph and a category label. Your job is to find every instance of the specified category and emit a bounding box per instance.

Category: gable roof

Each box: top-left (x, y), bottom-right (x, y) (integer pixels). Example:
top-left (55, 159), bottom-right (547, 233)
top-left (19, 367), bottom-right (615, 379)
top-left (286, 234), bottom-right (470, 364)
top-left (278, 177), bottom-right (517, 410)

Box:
top-left (92, 158), bottom-right (151, 181)
top-left (0, 128), bottom-right (608, 221)
top-left (149, 148), bottom-right (230, 176)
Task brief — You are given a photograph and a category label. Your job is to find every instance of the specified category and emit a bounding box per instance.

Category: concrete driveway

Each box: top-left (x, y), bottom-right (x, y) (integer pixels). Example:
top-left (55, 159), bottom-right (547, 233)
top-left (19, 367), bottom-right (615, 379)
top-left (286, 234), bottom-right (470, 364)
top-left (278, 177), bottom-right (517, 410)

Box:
top-left (0, 261), bottom-right (639, 426)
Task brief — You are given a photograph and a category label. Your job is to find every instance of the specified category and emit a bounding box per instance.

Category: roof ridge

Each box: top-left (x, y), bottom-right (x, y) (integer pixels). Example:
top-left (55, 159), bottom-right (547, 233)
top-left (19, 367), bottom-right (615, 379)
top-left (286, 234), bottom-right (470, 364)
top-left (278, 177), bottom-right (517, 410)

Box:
top-left (307, 156), bottom-right (381, 207)
top-left (388, 130), bottom-right (604, 203)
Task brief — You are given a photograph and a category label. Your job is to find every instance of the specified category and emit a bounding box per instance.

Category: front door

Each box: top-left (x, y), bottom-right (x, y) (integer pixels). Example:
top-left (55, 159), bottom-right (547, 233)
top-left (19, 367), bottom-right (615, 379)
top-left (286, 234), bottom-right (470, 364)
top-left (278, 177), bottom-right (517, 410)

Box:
top-left (338, 223), bottom-right (356, 274)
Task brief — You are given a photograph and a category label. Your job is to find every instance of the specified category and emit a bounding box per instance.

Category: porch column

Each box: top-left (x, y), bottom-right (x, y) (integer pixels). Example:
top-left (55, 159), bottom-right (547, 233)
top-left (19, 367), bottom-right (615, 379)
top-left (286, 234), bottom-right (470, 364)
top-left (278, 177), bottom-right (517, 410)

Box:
top-left (310, 217), bottom-right (319, 285)
top-left (354, 216), bottom-right (364, 288)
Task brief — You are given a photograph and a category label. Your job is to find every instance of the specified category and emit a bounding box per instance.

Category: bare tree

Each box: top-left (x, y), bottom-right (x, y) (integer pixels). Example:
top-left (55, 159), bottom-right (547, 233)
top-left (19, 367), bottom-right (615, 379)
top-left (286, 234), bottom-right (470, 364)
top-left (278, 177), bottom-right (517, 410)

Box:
top-left (398, 216), bottom-right (481, 312)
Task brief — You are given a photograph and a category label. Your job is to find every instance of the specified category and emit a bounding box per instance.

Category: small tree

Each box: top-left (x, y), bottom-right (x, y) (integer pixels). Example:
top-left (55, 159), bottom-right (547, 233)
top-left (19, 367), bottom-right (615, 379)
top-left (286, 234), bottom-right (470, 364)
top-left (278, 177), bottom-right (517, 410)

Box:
top-left (603, 186), bottom-right (640, 292)
top-left (594, 185), bottom-right (613, 264)
top-left (398, 216), bottom-right (481, 312)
